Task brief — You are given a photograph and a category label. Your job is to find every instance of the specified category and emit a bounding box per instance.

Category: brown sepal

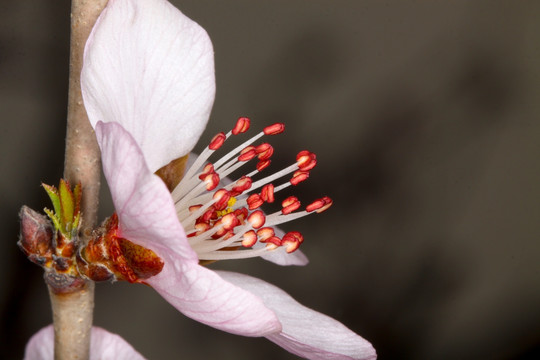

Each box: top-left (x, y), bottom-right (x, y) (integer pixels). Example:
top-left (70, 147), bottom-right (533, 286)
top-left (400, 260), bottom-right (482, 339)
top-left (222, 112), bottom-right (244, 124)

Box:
top-left (155, 154), bottom-right (189, 191)
top-left (79, 214), bottom-right (164, 283)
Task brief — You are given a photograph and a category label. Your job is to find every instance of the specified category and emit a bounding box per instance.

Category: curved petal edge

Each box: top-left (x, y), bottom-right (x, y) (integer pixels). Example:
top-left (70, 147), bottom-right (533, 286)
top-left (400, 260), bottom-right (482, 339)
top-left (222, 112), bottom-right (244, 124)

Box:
top-left (82, 0), bottom-right (215, 172)
top-left (147, 262), bottom-right (282, 337)
top-left (217, 271), bottom-right (377, 360)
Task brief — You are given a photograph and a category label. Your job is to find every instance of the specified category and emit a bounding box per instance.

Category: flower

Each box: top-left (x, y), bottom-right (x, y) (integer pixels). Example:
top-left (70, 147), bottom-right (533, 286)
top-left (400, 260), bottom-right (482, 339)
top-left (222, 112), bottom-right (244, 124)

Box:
top-left (79, 0), bottom-right (376, 358)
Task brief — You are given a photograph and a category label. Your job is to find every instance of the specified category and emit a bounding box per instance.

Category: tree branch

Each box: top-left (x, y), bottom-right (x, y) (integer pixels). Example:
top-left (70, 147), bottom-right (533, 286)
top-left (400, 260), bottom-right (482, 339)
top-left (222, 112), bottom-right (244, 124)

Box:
top-left (48, 1), bottom-right (108, 359)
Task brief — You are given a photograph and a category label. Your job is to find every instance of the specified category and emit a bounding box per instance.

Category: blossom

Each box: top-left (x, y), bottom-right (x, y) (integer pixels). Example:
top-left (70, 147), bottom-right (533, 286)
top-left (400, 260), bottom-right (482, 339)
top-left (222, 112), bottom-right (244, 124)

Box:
top-left (76, 0), bottom-right (377, 358)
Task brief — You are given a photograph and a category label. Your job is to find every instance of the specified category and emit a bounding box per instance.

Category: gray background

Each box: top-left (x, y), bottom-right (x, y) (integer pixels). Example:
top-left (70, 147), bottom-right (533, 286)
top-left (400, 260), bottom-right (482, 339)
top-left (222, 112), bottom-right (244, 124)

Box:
top-left (1, 0), bottom-right (539, 359)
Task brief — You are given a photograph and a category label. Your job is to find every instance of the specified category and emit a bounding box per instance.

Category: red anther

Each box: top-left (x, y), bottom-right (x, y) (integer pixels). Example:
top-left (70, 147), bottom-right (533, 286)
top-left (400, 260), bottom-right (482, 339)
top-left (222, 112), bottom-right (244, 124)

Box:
top-left (190, 222), bottom-right (210, 237)
top-left (306, 196), bottom-right (333, 213)
top-left (284, 231), bottom-right (304, 244)
top-left (232, 117), bottom-right (251, 135)
top-left (212, 225), bottom-right (229, 239)
top-left (241, 230), bottom-right (257, 247)
top-left (261, 184), bottom-right (275, 203)
top-left (240, 145), bottom-right (255, 154)
top-left (256, 160), bottom-right (271, 172)
top-left (263, 236), bottom-right (282, 247)
top-left (212, 189), bottom-right (231, 210)
top-left (282, 196), bottom-right (301, 215)
top-left (209, 132), bottom-right (226, 150)
top-left (234, 208), bottom-right (248, 222)
top-left (256, 227), bottom-right (275, 241)
top-left (247, 194), bottom-right (264, 210)
top-left (231, 176), bottom-right (252, 196)
top-left (202, 163), bottom-right (214, 173)
top-left (263, 123), bottom-right (285, 135)
top-left (199, 163), bottom-right (215, 176)
top-left (198, 163), bottom-right (215, 180)
top-left (188, 204), bottom-right (202, 213)
top-left (203, 173), bottom-right (220, 191)
top-left (290, 170), bottom-right (310, 186)
top-left (282, 232), bottom-right (303, 253)
top-left (238, 146), bottom-right (257, 162)
top-left (221, 213), bottom-right (240, 231)
top-left (255, 143), bottom-right (274, 161)
top-left (296, 150), bottom-right (317, 171)
top-left (200, 206), bottom-right (216, 223)
top-left (247, 210), bottom-right (266, 229)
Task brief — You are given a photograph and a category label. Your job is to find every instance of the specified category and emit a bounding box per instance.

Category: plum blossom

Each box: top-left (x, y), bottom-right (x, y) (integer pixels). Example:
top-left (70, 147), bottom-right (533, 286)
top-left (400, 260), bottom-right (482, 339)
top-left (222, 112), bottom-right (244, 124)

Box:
top-left (27, 0), bottom-right (377, 359)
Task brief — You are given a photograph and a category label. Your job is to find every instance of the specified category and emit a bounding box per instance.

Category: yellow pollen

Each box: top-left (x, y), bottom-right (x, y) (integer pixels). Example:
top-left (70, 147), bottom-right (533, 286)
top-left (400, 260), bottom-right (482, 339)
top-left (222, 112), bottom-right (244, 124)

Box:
top-left (216, 197), bottom-right (237, 217)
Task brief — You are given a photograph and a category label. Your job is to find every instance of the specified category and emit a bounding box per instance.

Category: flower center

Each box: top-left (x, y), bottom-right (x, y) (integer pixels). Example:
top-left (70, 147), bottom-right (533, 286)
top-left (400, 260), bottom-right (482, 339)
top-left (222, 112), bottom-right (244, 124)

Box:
top-left (171, 117), bottom-right (332, 261)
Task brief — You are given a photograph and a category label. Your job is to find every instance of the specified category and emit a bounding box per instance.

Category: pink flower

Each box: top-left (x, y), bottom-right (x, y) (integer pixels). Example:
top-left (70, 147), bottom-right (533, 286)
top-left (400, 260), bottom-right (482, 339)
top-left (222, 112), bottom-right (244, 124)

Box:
top-left (47, 0), bottom-right (376, 359)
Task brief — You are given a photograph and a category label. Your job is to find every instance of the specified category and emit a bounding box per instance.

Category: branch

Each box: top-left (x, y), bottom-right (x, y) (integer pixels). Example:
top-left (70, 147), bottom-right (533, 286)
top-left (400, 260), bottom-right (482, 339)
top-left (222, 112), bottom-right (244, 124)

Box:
top-left (48, 1), bottom-right (108, 359)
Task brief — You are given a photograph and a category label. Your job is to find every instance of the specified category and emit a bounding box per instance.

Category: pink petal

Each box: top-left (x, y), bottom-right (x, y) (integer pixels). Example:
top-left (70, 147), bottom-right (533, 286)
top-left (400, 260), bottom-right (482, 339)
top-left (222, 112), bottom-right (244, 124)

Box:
top-left (96, 121), bottom-right (197, 262)
top-left (217, 271), bottom-right (377, 360)
top-left (259, 226), bottom-right (309, 265)
top-left (82, 0), bottom-right (215, 172)
top-left (97, 122), bottom-right (281, 337)
top-left (24, 325), bottom-right (145, 360)
top-left (259, 244), bottom-right (309, 266)
top-left (147, 261), bottom-right (282, 337)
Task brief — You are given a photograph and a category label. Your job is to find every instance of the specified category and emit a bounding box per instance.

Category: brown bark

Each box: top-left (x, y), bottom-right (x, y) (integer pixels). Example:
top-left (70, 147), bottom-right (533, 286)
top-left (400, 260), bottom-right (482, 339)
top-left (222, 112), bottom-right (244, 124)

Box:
top-left (48, 1), bottom-right (108, 359)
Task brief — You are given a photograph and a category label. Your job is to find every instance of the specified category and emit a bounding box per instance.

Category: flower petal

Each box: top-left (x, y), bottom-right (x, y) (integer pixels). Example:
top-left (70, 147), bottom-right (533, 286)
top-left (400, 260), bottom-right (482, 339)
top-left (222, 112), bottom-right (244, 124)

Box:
top-left (147, 262), bottom-right (282, 337)
top-left (24, 325), bottom-right (145, 360)
top-left (96, 121), bottom-right (197, 262)
top-left (259, 244), bottom-right (309, 266)
top-left (217, 271), bottom-right (377, 360)
top-left (260, 226), bottom-right (309, 265)
top-left (82, 0), bottom-right (215, 172)
top-left (97, 122), bottom-right (281, 337)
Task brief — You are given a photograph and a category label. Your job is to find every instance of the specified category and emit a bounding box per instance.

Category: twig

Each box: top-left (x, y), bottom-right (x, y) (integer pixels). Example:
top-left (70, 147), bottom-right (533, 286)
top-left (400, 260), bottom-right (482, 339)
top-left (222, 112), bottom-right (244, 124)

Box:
top-left (48, 1), bottom-right (108, 359)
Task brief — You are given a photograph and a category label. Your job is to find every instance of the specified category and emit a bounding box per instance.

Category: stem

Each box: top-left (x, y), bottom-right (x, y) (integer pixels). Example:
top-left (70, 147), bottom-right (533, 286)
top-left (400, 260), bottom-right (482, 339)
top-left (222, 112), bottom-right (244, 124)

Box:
top-left (48, 1), bottom-right (108, 360)
top-left (48, 282), bottom-right (95, 360)
top-left (64, 0), bottom-right (108, 227)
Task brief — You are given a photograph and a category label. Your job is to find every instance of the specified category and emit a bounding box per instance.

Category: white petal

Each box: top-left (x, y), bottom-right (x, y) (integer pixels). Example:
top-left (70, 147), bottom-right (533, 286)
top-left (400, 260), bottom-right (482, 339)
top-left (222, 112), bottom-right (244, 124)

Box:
top-left (24, 325), bottom-right (146, 360)
top-left (217, 271), bottom-right (377, 360)
top-left (259, 244), bottom-right (309, 266)
top-left (82, 0), bottom-right (215, 172)
top-left (147, 264), bottom-right (282, 337)
top-left (97, 122), bottom-right (281, 336)
top-left (96, 121), bottom-right (198, 262)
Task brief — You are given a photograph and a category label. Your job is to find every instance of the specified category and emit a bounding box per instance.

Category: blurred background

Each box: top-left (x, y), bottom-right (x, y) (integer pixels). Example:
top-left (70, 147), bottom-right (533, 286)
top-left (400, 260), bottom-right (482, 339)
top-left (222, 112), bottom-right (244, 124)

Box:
top-left (1, 0), bottom-right (539, 359)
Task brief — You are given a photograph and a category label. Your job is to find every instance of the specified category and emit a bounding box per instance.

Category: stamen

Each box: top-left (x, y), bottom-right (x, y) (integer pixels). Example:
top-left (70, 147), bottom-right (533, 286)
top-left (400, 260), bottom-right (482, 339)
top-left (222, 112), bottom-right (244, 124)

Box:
top-left (260, 184), bottom-right (275, 203)
top-left (169, 118), bottom-right (331, 262)
top-left (247, 210), bottom-right (265, 229)
top-left (297, 150), bottom-right (317, 171)
top-left (281, 196), bottom-right (301, 215)
top-left (264, 123), bottom-right (285, 135)
top-left (232, 117), bottom-right (250, 135)
top-left (255, 143), bottom-right (273, 161)
top-left (241, 230), bottom-right (257, 247)
top-left (306, 196), bottom-right (333, 213)
top-left (290, 170), bottom-right (309, 186)
top-left (282, 232), bottom-right (304, 253)
top-left (247, 194), bottom-right (264, 210)
top-left (209, 132), bottom-right (226, 150)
